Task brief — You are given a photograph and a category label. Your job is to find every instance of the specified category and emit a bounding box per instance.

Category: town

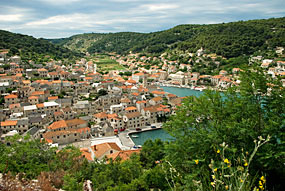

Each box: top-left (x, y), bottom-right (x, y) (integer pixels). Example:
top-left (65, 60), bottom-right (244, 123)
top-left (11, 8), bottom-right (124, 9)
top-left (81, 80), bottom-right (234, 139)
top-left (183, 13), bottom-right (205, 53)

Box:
top-left (0, 46), bottom-right (284, 162)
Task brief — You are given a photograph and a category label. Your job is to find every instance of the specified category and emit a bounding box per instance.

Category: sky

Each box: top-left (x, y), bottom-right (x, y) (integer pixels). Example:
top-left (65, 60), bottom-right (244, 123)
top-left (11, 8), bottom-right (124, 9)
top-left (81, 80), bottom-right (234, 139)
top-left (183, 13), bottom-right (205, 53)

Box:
top-left (0, 0), bottom-right (284, 39)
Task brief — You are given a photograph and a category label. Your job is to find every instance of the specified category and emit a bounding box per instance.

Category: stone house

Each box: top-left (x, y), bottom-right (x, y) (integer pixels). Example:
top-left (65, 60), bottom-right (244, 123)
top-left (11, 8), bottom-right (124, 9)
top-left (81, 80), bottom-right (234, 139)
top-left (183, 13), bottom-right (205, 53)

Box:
top-left (0, 118), bottom-right (29, 134)
top-left (28, 96), bottom-right (39, 105)
top-left (149, 96), bottom-right (163, 106)
top-left (123, 112), bottom-right (144, 129)
top-left (91, 142), bottom-right (122, 160)
top-left (38, 68), bottom-right (48, 78)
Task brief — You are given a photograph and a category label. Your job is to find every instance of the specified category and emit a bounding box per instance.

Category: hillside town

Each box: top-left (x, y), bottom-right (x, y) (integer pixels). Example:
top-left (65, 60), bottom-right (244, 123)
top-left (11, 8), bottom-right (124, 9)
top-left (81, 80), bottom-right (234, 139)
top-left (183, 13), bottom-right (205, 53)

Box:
top-left (0, 47), bottom-right (284, 161)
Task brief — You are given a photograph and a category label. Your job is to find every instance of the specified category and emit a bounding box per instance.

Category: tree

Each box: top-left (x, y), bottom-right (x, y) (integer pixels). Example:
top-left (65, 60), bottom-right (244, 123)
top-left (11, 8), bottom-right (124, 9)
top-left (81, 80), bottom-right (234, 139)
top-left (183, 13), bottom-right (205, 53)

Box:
top-left (98, 89), bottom-right (107, 96)
top-left (164, 67), bottom-right (285, 190)
top-left (0, 135), bottom-right (57, 179)
top-left (140, 139), bottom-right (166, 168)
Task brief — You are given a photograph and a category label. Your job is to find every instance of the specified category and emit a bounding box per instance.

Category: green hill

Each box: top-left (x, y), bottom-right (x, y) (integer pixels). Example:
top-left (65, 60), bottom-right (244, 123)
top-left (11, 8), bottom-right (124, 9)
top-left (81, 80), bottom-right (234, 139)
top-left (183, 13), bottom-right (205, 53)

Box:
top-left (0, 30), bottom-right (83, 61)
top-left (49, 17), bottom-right (285, 58)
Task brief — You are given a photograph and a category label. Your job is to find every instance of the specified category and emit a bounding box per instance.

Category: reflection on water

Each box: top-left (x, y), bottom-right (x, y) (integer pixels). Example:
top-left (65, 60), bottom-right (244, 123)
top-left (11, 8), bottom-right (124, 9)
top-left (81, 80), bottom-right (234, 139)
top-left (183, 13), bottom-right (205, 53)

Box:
top-left (130, 128), bottom-right (173, 146)
top-left (160, 86), bottom-right (204, 97)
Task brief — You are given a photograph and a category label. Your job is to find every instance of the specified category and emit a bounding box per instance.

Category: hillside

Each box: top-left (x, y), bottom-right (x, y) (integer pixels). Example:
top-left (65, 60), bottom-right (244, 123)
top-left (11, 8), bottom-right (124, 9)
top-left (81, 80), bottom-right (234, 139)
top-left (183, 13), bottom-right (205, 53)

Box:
top-left (0, 30), bottom-right (83, 61)
top-left (49, 17), bottom-right (285, 58)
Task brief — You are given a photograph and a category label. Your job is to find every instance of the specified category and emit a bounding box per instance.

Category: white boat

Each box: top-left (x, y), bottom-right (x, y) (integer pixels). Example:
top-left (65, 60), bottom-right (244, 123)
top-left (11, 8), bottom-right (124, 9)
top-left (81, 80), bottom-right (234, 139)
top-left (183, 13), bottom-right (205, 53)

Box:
top-left (131, 135), bottom-right (139, 138)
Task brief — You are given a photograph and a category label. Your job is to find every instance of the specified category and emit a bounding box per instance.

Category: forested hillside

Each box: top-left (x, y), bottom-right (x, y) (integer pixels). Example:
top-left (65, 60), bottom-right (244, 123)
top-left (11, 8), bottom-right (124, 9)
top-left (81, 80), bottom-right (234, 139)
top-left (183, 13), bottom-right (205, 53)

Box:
top-left (49, 17), bottom-right (285, 58)
top-left (0, 30), bottom-right (82, 61)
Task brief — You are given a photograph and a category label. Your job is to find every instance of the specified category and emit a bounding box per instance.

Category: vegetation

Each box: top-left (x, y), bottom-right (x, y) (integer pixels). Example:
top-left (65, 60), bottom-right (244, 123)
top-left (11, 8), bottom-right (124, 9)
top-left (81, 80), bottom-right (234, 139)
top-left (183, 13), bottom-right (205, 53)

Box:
top-left (0, 66), bottom-right (283, 190)
top-left (49, 17), bottom-right (285, 58)
top-left (93, 55), bottom-right (126, 71)
top-left (0, 30), bottom-right (83, 63)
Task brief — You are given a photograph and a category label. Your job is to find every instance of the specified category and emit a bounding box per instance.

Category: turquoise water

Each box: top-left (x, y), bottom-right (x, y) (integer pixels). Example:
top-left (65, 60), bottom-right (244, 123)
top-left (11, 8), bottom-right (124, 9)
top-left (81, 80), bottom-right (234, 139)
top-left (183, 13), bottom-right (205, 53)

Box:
top-left (161, 86), bottom-right (204, 97)
top-left (130, 87), bottom-right (205, 146)
top-left (130, 128), bottom-right (173, 146)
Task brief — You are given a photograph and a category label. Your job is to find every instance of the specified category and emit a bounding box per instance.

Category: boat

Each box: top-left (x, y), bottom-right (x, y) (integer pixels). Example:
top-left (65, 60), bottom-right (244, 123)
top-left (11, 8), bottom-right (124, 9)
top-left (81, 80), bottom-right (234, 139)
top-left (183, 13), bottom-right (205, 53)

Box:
top-left (131, 135), bottom-right (139, 138)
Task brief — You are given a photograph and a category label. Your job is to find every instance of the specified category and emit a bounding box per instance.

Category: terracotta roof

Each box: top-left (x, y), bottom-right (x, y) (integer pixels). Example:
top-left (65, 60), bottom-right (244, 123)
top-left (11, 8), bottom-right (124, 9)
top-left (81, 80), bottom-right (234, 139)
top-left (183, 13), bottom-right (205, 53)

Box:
top-left (136, 100), bottom-right (146, 104)
top-left (167, 94), bottom-right (176, 98)
top-left (220, 77), bottom-right (232, 82)
top-left (66, 119), bottom-right (87, 127)
top-left (133, 73), bottom-right (144, 76)
top-left (164, 108), bottom-right (170, 112)
top-left (48, 96), bottom-right (58, 100)
top-left (48, 72), bottom-right (59, 75)
top-left (38, 68), bottom-right (48, 72)
top-left (36, 103), bottom-right (44, 108)
top-left (151, 90), bottom-right (165, 95)
top-left (28, 96), bottom-right (39, 100)
top-left (127, 79), bottom-right (137, 84)
top-left (125, 111), bottom-right (141, 118)
top-left (151, 96), bottom-right (163, 102)
top-left (121, 98), bottom-right (131, 103)
top-left (31, 91), bottom-right (45, 96)
top-left (107, 149), bottom-right (141, 161)
top-left (94, 112), bottom-right (108, 119)
top-left (52, 80), bottom-right (61, 84)
top-left (132, 92), bottom-right (139, 96)
top-left (144, 106), bottom-right (158, 113)
top-left (125, 106), bottom-right (137, 111)
top-left (92, 142), bottom-right (122, 159)
top-left (47, 120), bottom-right (67, 130)
top-left (22, 80), bottom-right (31, 84)
top-left (54, 111), bottom-right (64, 116)
top-left (107, 113), bottom-right (118, 119)
top-left (1, 120), bottom-right (18, 126)
top-left (9, 103), bottom-right (21, 109)
top-left (4, 94), bottom-right (17, 99)
top-left (80, 148), bottom-right (93, 161)
top-left (43, 130), bottom-right (78, 139)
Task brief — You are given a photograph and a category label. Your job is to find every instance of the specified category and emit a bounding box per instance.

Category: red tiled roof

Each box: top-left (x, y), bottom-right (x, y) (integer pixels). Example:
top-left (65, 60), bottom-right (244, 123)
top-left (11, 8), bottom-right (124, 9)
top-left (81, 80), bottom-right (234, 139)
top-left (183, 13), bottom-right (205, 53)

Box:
top-left (125, 106), bottom-right (137, 111)
top-left (4, 94), bottom-right (17, 99)
top-left (92, 142), bottom-right (122, 159)
top-left (28, 96), bottom-right (39, 100)
top-left (94, 112), bottom-right (108, 119)
top-left (125, 112), bottom-right (141, 118)
top-left (106, 149), bottom-right (141, 161)
top-left (1, 120), bottom-right (18, 126)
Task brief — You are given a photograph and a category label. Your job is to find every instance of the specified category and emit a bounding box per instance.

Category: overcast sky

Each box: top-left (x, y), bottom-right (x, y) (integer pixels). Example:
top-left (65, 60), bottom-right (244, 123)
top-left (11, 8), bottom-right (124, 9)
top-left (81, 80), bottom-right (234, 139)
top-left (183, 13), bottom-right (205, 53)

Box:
top-left (0, 0), bottom-right (284, 38)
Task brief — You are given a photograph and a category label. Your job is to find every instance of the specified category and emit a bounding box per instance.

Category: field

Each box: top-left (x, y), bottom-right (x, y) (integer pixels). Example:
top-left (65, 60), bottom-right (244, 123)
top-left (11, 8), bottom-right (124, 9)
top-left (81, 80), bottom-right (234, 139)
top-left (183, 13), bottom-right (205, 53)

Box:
top-left (93, 55), bottom-right (126, 72)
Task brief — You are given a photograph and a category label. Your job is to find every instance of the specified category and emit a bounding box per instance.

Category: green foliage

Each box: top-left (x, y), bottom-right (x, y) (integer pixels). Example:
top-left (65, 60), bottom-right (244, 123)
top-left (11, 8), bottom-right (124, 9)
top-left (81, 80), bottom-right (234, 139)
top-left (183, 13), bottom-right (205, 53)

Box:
top-left (0, 30), bottom-right (83, 62)
top-left (62, 174), bottom-right (83, 191)
top-left (0, 65), bottom-right (283, 190)
top-left (0, 135), bottom-right (57, 179)
top-left (164, 67), bottom-right (285, 190)
top-left (98, 89), bottom-right (108, 96)
top-left (140, 139), bottom-right (166, 168)
top-left (51, 17), bottom-right (285, 58)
